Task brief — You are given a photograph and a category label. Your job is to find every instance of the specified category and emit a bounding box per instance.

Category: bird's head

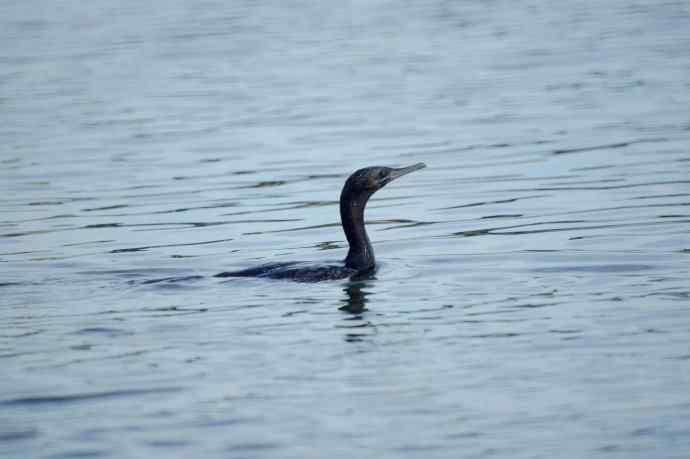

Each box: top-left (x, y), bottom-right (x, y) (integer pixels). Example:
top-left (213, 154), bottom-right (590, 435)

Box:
top-left (344, 163), bottom-right (426, 195)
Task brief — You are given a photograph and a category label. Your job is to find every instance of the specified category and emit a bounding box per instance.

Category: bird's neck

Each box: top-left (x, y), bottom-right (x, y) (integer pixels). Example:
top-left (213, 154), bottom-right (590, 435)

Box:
top-left (340, 188), bottom-right (375, 271)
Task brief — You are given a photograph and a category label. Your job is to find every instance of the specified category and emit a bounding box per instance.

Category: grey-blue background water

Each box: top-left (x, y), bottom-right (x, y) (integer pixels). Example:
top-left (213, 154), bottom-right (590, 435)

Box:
top-left (1, 1), bottom-right (689, 458)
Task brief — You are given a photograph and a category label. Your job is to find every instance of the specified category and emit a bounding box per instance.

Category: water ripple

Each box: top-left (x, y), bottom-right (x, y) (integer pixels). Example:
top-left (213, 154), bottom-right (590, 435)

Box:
top-left (1, 387), bottom-right (183, 407)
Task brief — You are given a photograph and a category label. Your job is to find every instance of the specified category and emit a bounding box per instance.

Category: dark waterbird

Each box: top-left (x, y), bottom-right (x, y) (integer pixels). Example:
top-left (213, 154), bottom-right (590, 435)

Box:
top-left (215, 163), bottom-right (426, 282)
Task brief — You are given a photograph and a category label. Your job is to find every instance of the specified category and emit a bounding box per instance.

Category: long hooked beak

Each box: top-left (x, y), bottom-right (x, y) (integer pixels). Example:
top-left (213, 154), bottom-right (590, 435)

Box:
top-left (388, 162), bottom-right (426, 182)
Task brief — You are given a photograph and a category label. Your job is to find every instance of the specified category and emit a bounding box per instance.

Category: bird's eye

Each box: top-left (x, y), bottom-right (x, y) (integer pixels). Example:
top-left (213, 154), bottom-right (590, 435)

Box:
top-left (378, 170), bottom-right (387, 179)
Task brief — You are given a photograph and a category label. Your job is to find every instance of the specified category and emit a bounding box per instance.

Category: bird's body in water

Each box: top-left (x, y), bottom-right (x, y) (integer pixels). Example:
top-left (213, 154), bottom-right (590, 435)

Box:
top-left (215, 163), bottom-right (426, 282)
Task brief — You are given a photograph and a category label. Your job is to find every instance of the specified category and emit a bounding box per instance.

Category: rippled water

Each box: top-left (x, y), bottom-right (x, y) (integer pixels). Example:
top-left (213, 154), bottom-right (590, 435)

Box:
top-left (2, 1), bottom-right (690, 458)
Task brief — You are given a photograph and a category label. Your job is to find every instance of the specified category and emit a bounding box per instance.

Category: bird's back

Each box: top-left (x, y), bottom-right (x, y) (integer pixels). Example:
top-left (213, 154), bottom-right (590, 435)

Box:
top-left (215, 262), bottom-right (358, 282)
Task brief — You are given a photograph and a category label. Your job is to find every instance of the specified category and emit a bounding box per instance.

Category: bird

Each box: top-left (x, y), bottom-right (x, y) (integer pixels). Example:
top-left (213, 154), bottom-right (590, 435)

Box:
top-left (215, 163), bottom-right (426, 282)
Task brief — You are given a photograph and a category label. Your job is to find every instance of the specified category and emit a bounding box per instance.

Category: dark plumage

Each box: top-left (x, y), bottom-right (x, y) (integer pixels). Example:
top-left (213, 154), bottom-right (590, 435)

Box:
top-left (215, 163), bottom-right (426, 282)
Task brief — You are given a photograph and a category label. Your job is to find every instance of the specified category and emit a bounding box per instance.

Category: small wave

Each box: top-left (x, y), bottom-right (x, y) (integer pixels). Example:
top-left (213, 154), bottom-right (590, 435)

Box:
top-left (109, 238), bottom-right (233, 254)
top-left (0, 387), bottom-right (183, 407)
top-left (552, 137), bottom-right (668, 155)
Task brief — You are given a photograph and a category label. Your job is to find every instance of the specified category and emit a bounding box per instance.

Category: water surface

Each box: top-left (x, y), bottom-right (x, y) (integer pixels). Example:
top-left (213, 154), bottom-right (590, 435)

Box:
top-left (1, 1), bottom-right (690, 458)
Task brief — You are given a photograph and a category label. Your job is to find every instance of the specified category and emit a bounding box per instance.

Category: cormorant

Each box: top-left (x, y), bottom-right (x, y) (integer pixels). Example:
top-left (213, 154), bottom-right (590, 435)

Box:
top-left (215, 163), bottom-right (426, 282)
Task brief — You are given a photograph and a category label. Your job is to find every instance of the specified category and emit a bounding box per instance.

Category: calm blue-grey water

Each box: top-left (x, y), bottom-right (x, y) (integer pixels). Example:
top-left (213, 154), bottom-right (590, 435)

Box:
top-left (2, 1), bottom-right (690, 458)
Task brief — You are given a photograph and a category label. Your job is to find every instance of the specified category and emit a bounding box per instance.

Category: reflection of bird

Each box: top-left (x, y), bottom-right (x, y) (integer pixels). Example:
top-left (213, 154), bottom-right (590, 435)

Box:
top-left (339, 281), bottom-right (375, 342)
top-left (340, 282), bottom-right (370, 314)
top-left (215, 163), bottom-right (426, 282)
